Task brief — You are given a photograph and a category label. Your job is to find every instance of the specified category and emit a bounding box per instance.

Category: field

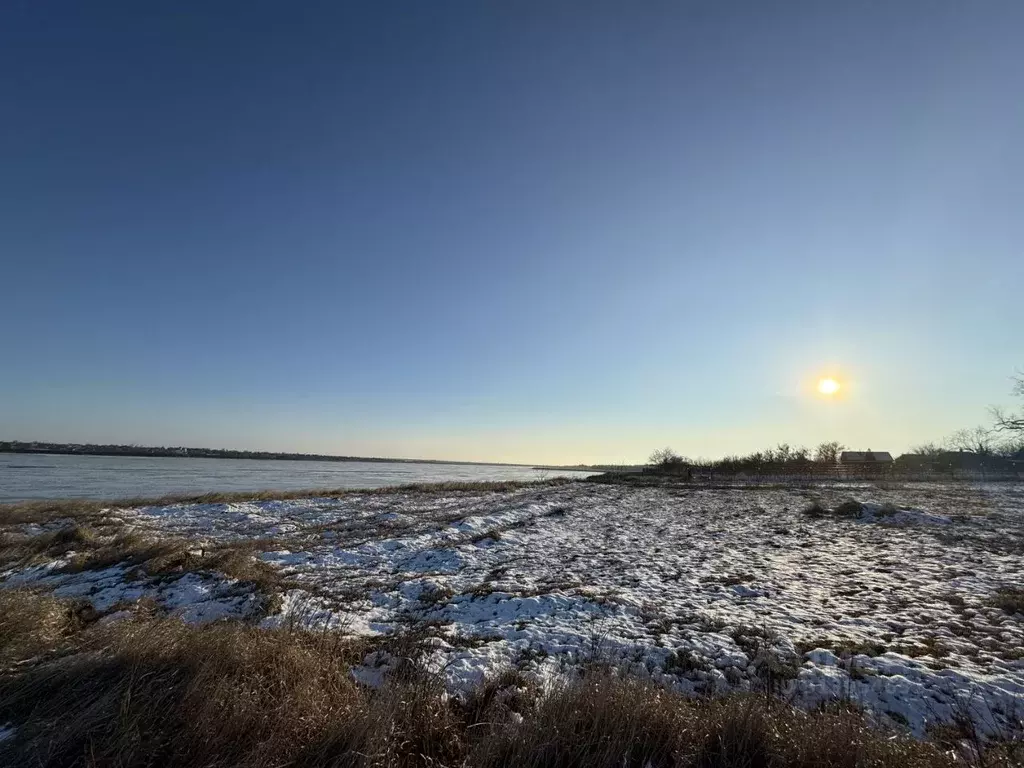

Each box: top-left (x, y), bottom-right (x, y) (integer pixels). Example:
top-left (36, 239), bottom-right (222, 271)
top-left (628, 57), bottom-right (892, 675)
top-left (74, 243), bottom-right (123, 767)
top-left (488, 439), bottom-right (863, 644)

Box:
top-left (1, 478), bottom-right (1023, 765)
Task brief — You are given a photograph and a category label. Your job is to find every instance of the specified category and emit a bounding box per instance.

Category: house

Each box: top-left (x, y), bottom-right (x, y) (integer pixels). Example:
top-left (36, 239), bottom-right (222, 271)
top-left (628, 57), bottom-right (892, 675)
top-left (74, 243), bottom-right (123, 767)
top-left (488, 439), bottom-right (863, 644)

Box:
top-left (839, 450), bottom-right (893, 464)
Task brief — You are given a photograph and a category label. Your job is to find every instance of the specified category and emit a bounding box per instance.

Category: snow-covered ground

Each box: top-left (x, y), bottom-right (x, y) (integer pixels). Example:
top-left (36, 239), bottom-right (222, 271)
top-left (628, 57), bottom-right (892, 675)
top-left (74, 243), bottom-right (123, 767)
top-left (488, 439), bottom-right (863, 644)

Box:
top-left (4, 481), bottom-right (1023, 737)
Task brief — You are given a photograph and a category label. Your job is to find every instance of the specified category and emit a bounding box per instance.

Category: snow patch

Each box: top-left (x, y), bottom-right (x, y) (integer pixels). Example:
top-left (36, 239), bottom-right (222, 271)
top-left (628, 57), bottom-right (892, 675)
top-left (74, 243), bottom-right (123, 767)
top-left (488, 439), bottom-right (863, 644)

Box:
top-left (855, 501), bottom-right (952, 526)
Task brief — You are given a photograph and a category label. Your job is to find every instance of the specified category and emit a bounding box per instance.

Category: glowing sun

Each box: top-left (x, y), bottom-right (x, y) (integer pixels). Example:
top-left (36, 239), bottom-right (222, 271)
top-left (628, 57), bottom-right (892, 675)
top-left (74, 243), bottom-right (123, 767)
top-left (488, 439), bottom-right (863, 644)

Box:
top-left (817, 377), bottom-right (841, 396)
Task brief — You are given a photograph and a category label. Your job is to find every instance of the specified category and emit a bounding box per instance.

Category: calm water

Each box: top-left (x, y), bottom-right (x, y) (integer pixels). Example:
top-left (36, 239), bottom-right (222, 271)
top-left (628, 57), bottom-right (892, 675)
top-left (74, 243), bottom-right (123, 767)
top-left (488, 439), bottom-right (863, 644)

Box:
top-left (0, 454), bottom-right (595, 503)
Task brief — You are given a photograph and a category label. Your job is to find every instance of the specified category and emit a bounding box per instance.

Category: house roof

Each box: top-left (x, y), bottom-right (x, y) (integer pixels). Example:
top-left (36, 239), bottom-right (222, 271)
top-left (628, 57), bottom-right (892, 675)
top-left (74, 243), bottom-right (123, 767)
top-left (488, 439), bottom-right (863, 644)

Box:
top-left (840, 451), bottom-right (893, 463)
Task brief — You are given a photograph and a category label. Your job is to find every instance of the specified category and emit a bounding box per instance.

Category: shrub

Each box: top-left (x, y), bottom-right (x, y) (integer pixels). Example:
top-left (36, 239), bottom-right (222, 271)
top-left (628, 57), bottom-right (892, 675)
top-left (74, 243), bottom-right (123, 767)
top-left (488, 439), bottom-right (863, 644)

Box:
top-left (802, 501), bottom-right (827, 518)
top-left (834, 499), bottom-right (864, 517)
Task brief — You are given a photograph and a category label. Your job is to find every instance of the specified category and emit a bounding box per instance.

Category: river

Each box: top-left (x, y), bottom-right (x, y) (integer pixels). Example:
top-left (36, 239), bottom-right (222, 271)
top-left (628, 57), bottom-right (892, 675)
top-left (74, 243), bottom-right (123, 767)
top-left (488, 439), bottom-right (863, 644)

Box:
top-left (0, 453), bottom-right (596, 502)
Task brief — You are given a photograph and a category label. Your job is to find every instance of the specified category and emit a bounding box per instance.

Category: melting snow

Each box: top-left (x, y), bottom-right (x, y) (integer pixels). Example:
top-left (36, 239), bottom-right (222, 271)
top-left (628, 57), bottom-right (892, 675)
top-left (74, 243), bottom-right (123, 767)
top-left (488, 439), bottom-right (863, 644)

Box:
top-left (4, 480), bottom-right (1023, 737)
top-left (1, 562), bottom-right (262, 623)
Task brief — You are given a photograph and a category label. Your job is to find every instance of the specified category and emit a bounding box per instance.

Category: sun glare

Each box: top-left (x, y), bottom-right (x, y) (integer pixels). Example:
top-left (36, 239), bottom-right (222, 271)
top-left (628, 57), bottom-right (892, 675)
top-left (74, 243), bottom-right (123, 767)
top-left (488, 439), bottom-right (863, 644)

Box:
top-left (817, 377), bottom-right (840, 396)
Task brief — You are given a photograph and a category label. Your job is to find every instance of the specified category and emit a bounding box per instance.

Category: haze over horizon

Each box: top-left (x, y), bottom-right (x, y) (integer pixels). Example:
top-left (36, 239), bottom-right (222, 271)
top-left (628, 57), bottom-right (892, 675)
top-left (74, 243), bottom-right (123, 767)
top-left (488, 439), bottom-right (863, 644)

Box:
top-left (2, 2), bottom-right (1022, 466)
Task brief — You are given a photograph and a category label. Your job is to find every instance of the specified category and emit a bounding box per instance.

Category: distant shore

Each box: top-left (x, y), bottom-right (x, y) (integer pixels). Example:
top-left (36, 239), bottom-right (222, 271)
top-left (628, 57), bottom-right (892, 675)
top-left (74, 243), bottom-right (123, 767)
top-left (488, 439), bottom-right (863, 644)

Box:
top-left (0, 442), bottom-right (523, 467)
top-left (0, 441), bottom-right (625, 473)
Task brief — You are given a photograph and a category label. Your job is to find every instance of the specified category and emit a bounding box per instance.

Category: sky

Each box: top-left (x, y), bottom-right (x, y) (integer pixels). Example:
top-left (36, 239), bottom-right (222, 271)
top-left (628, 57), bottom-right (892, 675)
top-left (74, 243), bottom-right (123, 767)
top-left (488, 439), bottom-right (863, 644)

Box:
top-left (1, 2), bottom-right (1022, 465)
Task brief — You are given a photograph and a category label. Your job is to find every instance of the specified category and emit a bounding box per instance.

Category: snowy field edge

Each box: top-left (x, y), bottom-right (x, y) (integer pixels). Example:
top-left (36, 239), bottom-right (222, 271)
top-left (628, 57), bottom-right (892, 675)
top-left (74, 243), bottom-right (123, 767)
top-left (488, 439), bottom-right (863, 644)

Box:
top-left (3, 479), bottom-right (1023, 740)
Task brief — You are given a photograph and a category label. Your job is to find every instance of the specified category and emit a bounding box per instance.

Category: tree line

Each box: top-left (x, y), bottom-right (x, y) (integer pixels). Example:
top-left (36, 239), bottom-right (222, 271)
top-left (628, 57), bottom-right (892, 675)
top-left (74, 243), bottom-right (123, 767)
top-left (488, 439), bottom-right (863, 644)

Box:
top-left (911, 372), bottom-right (1024, 459)
top-left (649, 370), bottom-right (1024, 472)
top-left (649, 441), bottom-right (847, 473)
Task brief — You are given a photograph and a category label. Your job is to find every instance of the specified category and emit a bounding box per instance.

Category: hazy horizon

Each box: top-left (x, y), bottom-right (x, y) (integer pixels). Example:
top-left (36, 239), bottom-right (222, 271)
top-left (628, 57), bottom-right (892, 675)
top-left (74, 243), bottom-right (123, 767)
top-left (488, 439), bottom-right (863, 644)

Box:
top-left (3, 3), bottom-right (1022, 466)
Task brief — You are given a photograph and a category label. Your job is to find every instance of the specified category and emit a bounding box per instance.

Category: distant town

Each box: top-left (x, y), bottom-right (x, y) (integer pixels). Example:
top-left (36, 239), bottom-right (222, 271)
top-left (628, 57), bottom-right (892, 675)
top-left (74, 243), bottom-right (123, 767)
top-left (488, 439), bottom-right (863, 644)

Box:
top-left (0, 440), bottom-right (512, 466)
top-left (0, 440), bottom-right (619, 472)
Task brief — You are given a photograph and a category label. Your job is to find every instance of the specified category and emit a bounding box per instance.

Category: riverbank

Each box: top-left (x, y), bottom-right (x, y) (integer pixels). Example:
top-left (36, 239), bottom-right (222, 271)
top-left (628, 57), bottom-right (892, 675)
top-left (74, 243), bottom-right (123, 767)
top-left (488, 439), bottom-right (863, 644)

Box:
top-left (1, 478), bottom-right (1022, 763)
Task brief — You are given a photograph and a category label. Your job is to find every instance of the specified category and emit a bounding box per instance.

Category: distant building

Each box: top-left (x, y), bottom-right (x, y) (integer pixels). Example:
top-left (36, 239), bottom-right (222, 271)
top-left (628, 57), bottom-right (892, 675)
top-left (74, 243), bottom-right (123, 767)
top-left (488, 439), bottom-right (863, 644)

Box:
top-left (839, 450), bottom-right (893, 464)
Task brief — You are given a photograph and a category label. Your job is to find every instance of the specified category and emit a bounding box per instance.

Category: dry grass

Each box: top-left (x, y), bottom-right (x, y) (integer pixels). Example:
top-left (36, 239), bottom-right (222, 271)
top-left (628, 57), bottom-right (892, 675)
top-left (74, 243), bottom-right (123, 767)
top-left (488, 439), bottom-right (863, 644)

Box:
top-left (1, 521), bottom-right (285, 593)
top-left (990, 587), bottom-right (1024, 616)
top-left (472, 675), bottom-right (961, 768)
top-left (0, 619), bottom-right (368, 767)
top-left (0, 617), bottom-right (462, 768)
top-left (801, 499), bottom-right (866, 519)
top-left (63, 532), bottom-right (292, 609)
top-left (55, 529), bottom-right (186, 571)
top-left (0, 589), bottom-right (91, 665)
top-left (0, 478), bottom-right (573, 525)
top-left (4, 522), bottom-right (99, 559)
top-left (0, 607), bottom-right (1003, 768)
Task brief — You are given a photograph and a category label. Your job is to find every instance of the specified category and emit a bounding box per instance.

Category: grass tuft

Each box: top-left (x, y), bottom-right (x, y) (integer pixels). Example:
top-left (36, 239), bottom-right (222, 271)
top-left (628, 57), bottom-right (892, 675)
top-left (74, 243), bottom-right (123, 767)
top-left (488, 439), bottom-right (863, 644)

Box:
top-left (833, 499), bottom-right (865, 517)
top-left (801, 499), bottom-right (864, 519)
top-left (0, 589), bottom-right (89, 664)
top-left (990, 587), bottom-right (1024, 616)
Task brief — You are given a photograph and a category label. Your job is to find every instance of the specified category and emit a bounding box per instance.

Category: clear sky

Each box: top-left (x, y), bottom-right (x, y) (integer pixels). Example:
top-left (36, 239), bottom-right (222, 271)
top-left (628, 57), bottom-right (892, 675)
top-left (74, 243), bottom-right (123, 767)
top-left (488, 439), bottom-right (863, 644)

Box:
top-left (2, 2), bottom-right (1022, 465)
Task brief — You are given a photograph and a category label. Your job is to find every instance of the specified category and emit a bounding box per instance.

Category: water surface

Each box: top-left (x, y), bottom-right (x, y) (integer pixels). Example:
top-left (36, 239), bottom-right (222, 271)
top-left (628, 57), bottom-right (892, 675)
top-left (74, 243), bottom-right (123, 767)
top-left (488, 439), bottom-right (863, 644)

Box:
top-left (0, 453), bottom-right (594, 502)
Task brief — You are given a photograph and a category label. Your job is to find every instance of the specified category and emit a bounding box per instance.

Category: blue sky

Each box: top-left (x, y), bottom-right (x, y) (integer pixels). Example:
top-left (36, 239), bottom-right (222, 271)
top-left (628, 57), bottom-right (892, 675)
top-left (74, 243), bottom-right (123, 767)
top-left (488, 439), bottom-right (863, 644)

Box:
top-left (1, 2), bottom-right (1021, 464)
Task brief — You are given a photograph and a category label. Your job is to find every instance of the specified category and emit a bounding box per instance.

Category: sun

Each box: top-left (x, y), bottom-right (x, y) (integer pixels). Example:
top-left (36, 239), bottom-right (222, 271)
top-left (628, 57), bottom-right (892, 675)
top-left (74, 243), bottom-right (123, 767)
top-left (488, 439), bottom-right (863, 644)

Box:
top-left (817, 377), bottom-right (841, 396)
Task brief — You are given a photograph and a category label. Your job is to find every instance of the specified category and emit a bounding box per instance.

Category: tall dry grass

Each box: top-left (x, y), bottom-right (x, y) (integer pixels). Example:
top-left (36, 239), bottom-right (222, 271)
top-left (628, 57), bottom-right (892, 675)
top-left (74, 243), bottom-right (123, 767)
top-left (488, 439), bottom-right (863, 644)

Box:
top-left (0, 588), bottom-right (90, 665)
top-left (0, 607), bottom-right (1004, 768)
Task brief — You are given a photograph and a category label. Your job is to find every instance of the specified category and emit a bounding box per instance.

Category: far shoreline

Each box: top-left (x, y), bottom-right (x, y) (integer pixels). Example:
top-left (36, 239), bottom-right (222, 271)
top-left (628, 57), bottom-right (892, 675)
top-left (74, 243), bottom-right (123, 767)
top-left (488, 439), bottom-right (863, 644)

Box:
top-left (0, 476), bottom-right (584, 516)
top-left (1, 444), bottom-right (537, 469)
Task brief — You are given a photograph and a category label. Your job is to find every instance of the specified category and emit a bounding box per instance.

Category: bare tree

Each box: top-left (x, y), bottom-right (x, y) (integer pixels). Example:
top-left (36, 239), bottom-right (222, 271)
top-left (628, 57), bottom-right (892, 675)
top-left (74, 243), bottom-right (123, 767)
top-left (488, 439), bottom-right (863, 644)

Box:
top-left (945, 426), bottom-right (995, 455)
top-left (991, 373), bottom-right (1024, 433)
top-left (648, 447), bottom-right (687, 467)
top-left (813, 441), bottom-right (845, 464)
top-left (995, 435), bottom-right (1024, 458)
top-left (910, 442), bottom-right (944, 457)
